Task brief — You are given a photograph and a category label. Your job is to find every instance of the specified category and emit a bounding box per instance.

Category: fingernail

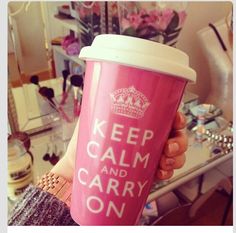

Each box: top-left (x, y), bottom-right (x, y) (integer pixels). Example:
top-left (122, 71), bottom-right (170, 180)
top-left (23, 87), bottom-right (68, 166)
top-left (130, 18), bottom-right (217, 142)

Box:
top-left (160, 170), bottom-right (168, 177)
top-left (179, 112), bottom-right (184, 122)
top-left (166, 158), bottom-right (175, 166)
top-left (168, 142), bottom-right (179, 154)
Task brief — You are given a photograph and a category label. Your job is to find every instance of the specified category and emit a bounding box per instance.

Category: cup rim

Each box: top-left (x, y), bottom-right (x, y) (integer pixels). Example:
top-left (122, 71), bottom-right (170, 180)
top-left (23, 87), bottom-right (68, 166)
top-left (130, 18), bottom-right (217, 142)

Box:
top-left (79, 35), bottom-right (196, 83)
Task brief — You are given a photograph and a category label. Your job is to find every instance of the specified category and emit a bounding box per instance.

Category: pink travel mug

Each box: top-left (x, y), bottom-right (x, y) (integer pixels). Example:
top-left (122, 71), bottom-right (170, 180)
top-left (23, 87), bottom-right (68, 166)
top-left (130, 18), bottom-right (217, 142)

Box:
top-left (70, 35), bottom-right (196, 225)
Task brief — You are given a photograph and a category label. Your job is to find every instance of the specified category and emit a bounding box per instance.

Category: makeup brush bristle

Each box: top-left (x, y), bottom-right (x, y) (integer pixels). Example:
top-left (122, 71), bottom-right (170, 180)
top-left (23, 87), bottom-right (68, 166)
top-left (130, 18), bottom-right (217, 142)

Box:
top-left (30, 75), bottom-right (39, 86)
top-left (70, 75), bottom-right (83, 87)
top-left (45, 88), bottom-right (55, 99)
top-left (39, 87), bottom-right (48, 97)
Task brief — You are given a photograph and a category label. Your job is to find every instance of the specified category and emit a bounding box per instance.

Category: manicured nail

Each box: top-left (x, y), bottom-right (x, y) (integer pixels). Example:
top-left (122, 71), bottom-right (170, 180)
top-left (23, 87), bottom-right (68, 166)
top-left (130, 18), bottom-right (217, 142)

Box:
top-left (160, 170), bottom-right (168, 177)
top-left (179, 112), bottom-right (184, 122)
top-left (168, 142), bottom-right (179, 154)
top-left (166, 158), bottom-right (175, 166)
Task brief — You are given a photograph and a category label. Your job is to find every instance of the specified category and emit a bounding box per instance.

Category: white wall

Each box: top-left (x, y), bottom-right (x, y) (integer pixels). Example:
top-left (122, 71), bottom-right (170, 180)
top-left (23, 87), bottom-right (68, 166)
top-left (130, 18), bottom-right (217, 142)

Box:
top-left (8, 2), bottom-right (49, 75)
top-left (42, 1), bottom-right (69, 51)
top-left (177, 1), bottom-right (232, 102)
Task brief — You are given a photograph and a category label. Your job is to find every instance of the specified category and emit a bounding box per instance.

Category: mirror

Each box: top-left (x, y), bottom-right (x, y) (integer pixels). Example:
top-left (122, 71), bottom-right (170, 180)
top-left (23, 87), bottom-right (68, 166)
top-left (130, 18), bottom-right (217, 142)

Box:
top-left (8, 1), bottom-right (233, 135)
top-left (8, 1), bottom-right (85, 134)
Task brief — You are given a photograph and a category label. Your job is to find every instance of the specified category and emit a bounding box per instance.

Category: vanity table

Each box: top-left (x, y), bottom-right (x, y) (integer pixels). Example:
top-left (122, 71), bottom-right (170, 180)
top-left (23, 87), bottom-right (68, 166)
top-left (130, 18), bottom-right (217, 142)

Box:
top-left (9, 77), bottom-right (233, 224)
top-left (149, 135), bottom-right (232, 202)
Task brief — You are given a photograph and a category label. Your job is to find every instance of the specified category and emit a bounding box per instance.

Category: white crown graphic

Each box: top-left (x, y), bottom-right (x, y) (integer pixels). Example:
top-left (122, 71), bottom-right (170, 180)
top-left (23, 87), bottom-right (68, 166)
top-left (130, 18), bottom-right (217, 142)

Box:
top-left (110, 86), bottom-right (150, 119)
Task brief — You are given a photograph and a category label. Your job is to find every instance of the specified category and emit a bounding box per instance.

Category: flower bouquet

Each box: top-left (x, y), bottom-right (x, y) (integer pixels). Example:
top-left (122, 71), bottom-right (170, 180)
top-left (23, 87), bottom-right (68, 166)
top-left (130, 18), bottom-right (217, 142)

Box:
top-left (75, 1), bottom-right (104, 46)
top-left (118, 2), bottom-right (187, 46)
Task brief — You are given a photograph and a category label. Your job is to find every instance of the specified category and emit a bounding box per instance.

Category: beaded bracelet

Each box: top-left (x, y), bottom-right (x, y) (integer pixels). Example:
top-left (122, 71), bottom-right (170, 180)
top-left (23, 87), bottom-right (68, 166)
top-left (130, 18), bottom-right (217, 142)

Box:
top-left (205, 129), bottom-right (233, 156)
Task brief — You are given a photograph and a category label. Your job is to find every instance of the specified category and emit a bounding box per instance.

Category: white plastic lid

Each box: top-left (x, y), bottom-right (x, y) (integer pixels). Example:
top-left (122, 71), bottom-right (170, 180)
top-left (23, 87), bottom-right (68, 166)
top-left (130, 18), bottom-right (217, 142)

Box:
top-left (79, 35), bottom-right (196, 83)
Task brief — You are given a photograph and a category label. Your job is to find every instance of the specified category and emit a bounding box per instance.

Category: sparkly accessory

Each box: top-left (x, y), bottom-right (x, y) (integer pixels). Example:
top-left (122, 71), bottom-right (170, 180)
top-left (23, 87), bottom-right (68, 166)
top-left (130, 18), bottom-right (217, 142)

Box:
top-left (205, 129), bottom-right (233, 155)
top-left (36, 172), bottom-right (72, 207)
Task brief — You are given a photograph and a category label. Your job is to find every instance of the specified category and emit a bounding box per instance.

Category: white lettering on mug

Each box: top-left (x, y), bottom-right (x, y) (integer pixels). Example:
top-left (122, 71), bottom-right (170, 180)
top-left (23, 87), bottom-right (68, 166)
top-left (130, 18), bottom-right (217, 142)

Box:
top-left (87, 196), bottom-right (104, 214)
top-left (133, 152), bottom-right (150, 168)
top-left (106, 178), bottom-right (119, 196)
top-left (141, 130), bottom-right (154, 146)
top-left (127, 127), bottom-right (140, 145)
top-left (106, 201), bottom-right (126, 218)
top-left (78, 168), bottom-right (88, 185)
top-left (87, 195), bottom-right (126, 218)
top-left (119, 169), bottom-right (127, 178)
top-left (122, 181), bottom-right (135, 197)
top-left (101, 147), bottom-right (116, 164)
top-left (119, 150), bottom-right (129, 167)
top-left (100, 147), bottom-right (150, 168)
top-left (111, 123), bottom-right (124, 142)
top-left (100, 165), bottom-right (108, 174)
top-left (137, 180), bottom-right (148, 197)
top-left (89, 175), bottom-right (103, 192)
top-left (79, 116), bottom-right (156, 220)
top-left (100, 166), bottom-right (128, 178)
top-left (92, 118), bottom-right (154, 147)
top-left (87, 141), bottom-right (99, 158)
top-left (93, 118), bottom-right (106, 138)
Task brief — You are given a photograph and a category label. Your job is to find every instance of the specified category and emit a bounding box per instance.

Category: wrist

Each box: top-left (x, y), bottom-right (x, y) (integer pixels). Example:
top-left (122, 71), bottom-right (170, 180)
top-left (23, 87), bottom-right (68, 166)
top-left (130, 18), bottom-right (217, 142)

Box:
top-left (50, 156), bottom-right (74, 182)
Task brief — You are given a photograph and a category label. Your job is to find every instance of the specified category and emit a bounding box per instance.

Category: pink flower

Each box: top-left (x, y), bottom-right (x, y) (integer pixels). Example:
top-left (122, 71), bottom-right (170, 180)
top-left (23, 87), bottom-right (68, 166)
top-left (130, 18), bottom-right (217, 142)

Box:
top-left (78, 6), bottom-right (90, 19)
top-left (78, 8), bottom-right (85, 18)
top-left (178, 11), bottom-right (187, 27)
top-left (93, 2), bottom-right (101, 16)
top-left (121, 18), bottom-right (131, 29)
top-left (148, 10), bottom-right (158, 23)
top-left (127, 13), bottom-right (142, 29)
top-left (156, 8), bottom-right (174, 31)
top-left (139, 8), bottom-right (147, 16)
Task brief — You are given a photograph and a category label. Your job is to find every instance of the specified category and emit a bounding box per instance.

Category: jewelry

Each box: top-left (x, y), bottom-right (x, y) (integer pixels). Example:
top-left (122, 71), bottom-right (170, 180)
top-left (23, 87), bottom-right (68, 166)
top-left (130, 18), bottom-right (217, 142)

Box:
top-left (205, 129), bottom-right (233, 156)
top-left (36, 172), bottom-right (72, 207)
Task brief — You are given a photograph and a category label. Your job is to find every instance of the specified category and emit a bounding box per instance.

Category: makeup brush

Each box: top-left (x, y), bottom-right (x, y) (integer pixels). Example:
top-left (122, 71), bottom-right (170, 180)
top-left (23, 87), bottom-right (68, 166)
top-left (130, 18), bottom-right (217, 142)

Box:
top-left (38, 86), bottom-right (49, 99)
top-left (60, 69), bottom-right (70, 105)
top-left (30, 75), bottom-right (46, 95)
top-left (44, 87), bottom-right (57, 107)
top-left (30, 75), bottom-right (50, 100)
top-left (44, 87), bottom-right (71, 123)
top-left (30, 75), bottom-right (41, 88)
top-left (70, 75), bottom-right (83, 118)
top-left (29, 76), bottom-right (69, 122)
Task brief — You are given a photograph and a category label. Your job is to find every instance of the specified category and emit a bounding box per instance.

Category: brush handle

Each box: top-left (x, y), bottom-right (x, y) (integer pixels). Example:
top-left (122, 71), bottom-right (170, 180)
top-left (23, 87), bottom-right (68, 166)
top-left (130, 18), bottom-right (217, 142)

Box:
top-left (58, 106), bottom-right (72, 123)
top-left (73, 98), bottom-right (79, 118)
top-left (76, 102), bottom-right (81, 117)
top-left (60, 92), bottom-right (68, 105)
top-left (48, 98), bottom-right (56, 108)
top-left (60, 85), bottom-right (72, 105)
top-left (38, 89), bottom-right (71, 123)
top-left (46, 96), bottom-right (71, 123)
top-left (62, 78), bottom-right (67, 93)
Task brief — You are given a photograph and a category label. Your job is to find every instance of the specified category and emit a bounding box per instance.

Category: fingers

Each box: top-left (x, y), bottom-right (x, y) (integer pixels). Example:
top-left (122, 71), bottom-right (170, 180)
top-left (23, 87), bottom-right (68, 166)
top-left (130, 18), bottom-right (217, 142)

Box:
top-left (164, 130), bottom-right (188, 157)
top-left (66, 118), bottom-right (80, 166)
top-left (173, 112), bottom-right (186, 130)
top-left (156, 112), bottom-right (187, 181)
top-left (156, 169), bottom-right (174, 180)
top-left (156, 153), bottom-right (186, 180)
top-left (159, 153), bottom-right (186, 171)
